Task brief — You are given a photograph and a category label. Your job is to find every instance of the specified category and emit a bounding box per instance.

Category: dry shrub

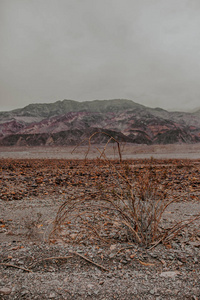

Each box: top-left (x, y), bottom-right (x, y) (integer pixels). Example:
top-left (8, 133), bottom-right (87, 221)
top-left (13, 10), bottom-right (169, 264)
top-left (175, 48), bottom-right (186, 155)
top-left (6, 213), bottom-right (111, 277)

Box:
top-left (50, 133), bottom-right (200, 247)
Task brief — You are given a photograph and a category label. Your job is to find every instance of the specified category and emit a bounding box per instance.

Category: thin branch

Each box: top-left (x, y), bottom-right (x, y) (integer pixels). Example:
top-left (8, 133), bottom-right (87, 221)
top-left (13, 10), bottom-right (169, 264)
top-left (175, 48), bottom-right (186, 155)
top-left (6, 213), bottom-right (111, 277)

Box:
top-left (71, 251), bottom-right (109, 272)
top-left (29, 256), bottom-right (73, 268)
top-left (79, 215), bottom-right (110, 244)
top-left (148, 232), bottom-right (168, 251)
top-left (72, 131), bottom-right (122, 162)
top-left (0, 263), bottom-right (32, 273)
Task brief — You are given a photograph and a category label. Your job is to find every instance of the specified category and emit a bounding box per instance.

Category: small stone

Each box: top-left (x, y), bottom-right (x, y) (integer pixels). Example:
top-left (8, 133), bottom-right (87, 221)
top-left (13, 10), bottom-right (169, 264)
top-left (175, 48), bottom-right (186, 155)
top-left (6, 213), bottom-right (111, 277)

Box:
top-left (49, 292), bottom-right (56, 298)
top-left (87, 284), bottom-right (94, 289)
top-left (150, 253), bottom-right (158, 258)
top-left (110, 244), bottom-right (117, 251)
top-left (150, 289), bottom-right (155, 295)
top-left (189, 241), bottom-right (200, 248)
top-left (121, 259), bottom-right (128, 264)
top-left (118, 263), bottom-right (122, 269)
top-left (160, 271), bottom-right (180, 278)
top-left (109, 253), bottom-right (115, 258)
top-left (0, 287), bottom-right (12, 295)
top-left (70, 233), bottom-right (77, 239)
top-left (168, 255), bottom-right (174, 260)
top-left (21, 290), bottom-right (28, 295)
top-left (177, 256), bottom-right (186, 263)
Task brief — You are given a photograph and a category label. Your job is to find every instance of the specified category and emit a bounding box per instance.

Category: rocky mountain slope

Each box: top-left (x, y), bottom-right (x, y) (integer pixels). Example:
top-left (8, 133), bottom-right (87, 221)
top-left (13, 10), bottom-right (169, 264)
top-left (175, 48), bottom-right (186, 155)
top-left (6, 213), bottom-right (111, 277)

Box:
top-left (0, 99), bottom-right (200, 146)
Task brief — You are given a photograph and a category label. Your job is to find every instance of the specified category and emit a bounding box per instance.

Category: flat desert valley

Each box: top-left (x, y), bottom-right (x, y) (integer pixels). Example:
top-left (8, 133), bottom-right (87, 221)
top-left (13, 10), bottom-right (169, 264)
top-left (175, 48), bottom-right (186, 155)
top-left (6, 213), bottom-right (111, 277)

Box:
top-left (0, 143), bottom-right (200, 159)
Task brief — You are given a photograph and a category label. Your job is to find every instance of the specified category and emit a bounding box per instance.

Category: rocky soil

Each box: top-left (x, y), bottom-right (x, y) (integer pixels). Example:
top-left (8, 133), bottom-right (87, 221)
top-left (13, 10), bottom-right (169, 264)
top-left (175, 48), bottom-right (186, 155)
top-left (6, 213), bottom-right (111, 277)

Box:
top-left (0, 154), bottom-right (200, 299)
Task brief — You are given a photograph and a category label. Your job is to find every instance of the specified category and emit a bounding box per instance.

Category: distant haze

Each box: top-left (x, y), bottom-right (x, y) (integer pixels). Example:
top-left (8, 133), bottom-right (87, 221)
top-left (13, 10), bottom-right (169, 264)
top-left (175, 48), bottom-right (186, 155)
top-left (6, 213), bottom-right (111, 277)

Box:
top-left (1, 0), bottom-right (200, 112)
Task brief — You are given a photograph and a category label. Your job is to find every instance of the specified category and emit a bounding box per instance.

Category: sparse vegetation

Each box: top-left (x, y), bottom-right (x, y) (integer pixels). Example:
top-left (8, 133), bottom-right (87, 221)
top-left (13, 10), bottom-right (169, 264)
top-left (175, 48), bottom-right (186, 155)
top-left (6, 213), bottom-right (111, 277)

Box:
top-left (0, 148), bottom-right (200, 299)
top-left (50, 133), bottom-right (200, 248)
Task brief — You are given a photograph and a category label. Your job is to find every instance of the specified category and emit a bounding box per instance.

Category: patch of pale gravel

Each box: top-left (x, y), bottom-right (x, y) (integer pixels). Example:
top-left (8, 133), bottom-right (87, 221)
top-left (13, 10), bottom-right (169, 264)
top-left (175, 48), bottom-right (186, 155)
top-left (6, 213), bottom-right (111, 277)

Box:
top-left (0, 196), bottom-right (200, 299)
top-left (0, 241), bottom-right (199, 299)
top-left (0, 195), bottom-right (64, 243)
top-left (1, 268), bottom-right (199, 299)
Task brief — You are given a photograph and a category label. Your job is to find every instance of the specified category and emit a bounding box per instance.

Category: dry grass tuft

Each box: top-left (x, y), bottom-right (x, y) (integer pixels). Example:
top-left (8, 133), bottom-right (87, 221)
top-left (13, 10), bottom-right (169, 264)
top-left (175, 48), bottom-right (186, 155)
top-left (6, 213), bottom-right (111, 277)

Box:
top-left (50, 133), bottom-right (200, 248)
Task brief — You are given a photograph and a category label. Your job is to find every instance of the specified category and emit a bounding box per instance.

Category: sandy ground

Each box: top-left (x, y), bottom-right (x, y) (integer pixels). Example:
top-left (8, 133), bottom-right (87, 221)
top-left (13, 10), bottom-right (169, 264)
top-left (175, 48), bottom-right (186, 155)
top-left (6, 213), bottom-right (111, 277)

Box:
top-left (0, 143), bottom-right (200, 160)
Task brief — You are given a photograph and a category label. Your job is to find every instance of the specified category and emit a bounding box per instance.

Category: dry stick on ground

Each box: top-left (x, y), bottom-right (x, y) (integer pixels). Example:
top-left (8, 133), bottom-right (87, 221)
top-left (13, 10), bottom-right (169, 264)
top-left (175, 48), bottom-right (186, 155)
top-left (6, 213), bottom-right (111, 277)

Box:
top-left (29, 256), bottom-right (73, 268)
top-left (115, 245), bottom-right (137, 255)
top-left (164, 214), bottom-right (200, 243)
top-left (148, 214), bottom-right (200, 250)
top-left (147, 232), bottom-right (169, 251)
top-left (137, 259), bottom-right (155, 267)
top-left (0, 263), bottom-right (32, 273)
top-left (70, 251), bottom-right (109, 272)
top-left (1, 256), bottom-right (108, 272)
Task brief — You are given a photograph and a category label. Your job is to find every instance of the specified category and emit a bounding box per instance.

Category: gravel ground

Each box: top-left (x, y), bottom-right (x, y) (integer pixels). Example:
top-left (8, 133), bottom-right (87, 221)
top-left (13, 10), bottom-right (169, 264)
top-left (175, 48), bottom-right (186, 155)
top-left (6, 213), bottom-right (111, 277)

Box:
top-left (0, 156), bottom-right (200, 299)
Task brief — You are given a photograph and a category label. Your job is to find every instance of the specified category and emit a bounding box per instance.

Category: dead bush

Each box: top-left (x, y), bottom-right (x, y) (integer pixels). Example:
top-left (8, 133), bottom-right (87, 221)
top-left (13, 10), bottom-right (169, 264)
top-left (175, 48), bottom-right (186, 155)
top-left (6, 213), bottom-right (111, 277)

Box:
top-left (50, 132), bottom-right (200, 248)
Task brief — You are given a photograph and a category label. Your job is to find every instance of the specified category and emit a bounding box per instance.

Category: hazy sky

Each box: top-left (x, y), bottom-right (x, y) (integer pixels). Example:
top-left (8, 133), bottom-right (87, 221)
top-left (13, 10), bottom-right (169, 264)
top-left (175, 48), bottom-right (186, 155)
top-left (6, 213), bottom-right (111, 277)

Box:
top-left (0, 0), bottom-right (200, 112)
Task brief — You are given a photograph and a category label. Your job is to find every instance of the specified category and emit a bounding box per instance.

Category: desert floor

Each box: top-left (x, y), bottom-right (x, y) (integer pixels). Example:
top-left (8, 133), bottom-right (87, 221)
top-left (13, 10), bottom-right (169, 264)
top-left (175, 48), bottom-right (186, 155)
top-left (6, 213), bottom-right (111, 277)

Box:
top-left (0, 143), bottom-right (200, 160)
top-left (0, 145), bottom-right (200, 299)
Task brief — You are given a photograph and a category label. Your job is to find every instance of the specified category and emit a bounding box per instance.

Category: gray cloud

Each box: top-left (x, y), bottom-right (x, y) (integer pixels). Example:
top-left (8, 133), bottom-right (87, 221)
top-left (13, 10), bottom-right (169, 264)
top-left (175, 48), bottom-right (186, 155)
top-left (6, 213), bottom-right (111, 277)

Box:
top-left (0, 0), bottom-right (200, 111)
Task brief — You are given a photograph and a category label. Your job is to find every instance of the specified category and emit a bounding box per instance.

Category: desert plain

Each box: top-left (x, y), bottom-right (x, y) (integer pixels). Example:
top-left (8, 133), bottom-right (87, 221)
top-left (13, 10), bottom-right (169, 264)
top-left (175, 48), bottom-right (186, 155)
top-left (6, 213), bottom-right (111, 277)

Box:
top-left (0, 143), bottom-right (200, 299)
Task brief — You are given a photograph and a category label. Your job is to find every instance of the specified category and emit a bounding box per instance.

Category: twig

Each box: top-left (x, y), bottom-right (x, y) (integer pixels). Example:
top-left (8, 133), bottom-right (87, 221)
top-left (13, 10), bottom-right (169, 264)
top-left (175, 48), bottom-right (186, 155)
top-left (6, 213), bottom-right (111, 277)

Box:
top-left (0, 262), bottom-right (32, 273)
top-left (115, 245), bottom-right (136, 255)
top-left (137, 259), bottom-right (155, 266)
top-left (164, 215), bottom-right (200, 242)
top-left (71, 251), bottom-right (109, 272)
top-left (29, 256), bottom-right (73, 268)
top-left (148, 233), bottom-right (168, 251)
top-left (79, 215), bottom-right (110, 244)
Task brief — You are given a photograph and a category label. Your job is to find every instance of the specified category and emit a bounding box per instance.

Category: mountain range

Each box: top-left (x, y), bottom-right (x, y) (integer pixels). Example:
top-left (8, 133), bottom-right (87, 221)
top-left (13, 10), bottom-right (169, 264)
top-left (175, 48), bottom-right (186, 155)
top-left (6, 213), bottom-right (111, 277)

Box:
top-left (0, 99), bottom-right (200, 146)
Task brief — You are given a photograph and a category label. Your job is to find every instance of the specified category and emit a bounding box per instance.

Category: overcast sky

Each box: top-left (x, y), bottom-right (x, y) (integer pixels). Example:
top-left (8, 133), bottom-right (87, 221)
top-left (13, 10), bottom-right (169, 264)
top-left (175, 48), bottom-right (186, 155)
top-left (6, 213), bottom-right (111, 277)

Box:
top-left (0, 0), bottom-right (200, 112)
